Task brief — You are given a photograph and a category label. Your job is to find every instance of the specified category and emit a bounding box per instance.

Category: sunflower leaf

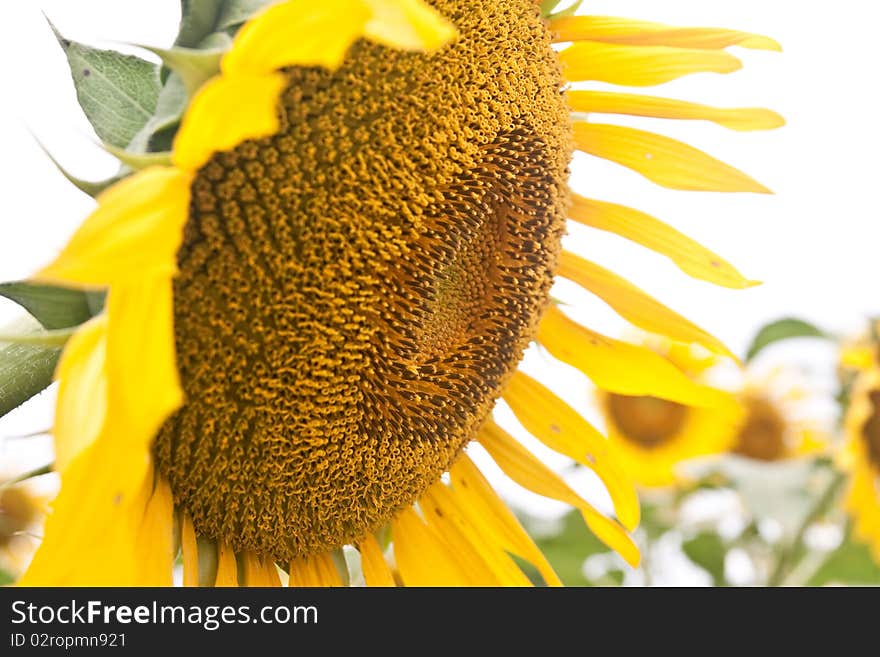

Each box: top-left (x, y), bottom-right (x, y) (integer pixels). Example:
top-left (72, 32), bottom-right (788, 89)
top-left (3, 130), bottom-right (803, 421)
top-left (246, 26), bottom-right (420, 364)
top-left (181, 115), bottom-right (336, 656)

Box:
top-left (0, 316), bottom-right (62, 420)
top-left (127, 74), bottom-right (188, 154)
top-left (49, 19), bottom-right (162, 149)
top-left (745, 318), bottom-right (830, 362)
top-left (0, 282), bottom-right (93, 330)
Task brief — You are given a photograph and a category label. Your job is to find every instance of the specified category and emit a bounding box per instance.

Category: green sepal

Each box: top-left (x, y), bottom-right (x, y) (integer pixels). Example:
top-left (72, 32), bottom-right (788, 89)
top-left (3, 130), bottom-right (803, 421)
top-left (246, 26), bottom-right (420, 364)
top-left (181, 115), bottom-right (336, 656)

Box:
top-left (138, 45), bottom-right (226, 97)
top-left (34, 138), bottom-right (124, 198)
top-left (0, 328), bottom-right (75, 348)
top-left (127, 74), bottom-right (188, 155)
top-left (176, 0), bottom-right (227, 48)
top-left (0, 463), bottom-right (54, 491)
top-left (745, 318), bottom-right (830, 362)
top-left (541, 0), bottom-right (583, 19)
top-left (0, 282), bottom-right (93, 330)
top-left (48, 18), bottom-right (161, 149)
top-left (807, 524), bottom-right (880, 586)
top-left (217, 0), bottom-right (274, 31)
top-left (101, 141), bottom-right (172, 169)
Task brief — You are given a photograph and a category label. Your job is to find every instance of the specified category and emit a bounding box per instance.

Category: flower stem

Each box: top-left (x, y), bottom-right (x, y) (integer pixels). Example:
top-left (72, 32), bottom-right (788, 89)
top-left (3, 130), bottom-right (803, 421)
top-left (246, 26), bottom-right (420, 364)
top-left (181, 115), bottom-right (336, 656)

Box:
top-left (767, 468), bottom-right (847, 587)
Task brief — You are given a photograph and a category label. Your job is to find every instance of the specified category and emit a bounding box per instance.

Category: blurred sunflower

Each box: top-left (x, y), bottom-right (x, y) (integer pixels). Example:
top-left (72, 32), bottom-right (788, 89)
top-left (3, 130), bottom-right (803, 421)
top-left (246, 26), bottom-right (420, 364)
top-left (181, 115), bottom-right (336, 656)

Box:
top-left (0, 484), bottom-right (45, 578)
top-left (842, 357), bottom-right (880, 563)
top-left (19, 0), bottom-right (781, 586)
top-left (598, 343), bottom-right (742, 488)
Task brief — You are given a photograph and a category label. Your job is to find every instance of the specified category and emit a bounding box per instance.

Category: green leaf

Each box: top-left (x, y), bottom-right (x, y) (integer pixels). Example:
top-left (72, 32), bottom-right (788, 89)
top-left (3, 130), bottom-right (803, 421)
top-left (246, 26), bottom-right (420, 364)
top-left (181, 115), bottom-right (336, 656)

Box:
top-left (49, 20), bottom-right (162, 149)
top-left (217, 0), bottom-right (274, 31)
top-left (0, 316), bottom-right (62, 419)
top-left (745, 318), bottom-right (829, 362)
top-left (541, 0), bottom-right (583, 18)
top-left (682, 532), bottom-right (727, 586)
top-left (808, 530), bottom-right (880, 586)
top-left (0, 282), bottom-right (93, 330)
top-left (529, 510), bottom-right (612, 586)
top-left (34, 138), bottom-right (124, 198)
top-left (0, 570), bottom-right (14, 586)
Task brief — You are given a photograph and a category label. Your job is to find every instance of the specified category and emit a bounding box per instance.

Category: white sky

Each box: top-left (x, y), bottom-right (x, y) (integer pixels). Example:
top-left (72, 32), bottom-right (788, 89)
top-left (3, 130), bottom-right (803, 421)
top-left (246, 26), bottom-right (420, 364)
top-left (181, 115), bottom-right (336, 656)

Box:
top-left (0, 1), bottom-right (876, 535)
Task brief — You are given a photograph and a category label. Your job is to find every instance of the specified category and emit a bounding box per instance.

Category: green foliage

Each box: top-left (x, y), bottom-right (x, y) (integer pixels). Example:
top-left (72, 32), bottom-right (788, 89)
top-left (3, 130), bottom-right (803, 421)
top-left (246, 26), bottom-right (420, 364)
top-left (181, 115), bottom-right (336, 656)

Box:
top-left (0, 569), bottom-right (14, 586)
top-left (0, 317), bottom-right (62, 419)
top-left (745, 318), bottom-right (829, 362)
top-left (530, 511), bottom-right (614, 586)
top-left (682, 532), bottom-right (727, 586)
top-left (808, 530), bottom-right (880, 586)
top-left (50, 22), bottom-right (161, 149)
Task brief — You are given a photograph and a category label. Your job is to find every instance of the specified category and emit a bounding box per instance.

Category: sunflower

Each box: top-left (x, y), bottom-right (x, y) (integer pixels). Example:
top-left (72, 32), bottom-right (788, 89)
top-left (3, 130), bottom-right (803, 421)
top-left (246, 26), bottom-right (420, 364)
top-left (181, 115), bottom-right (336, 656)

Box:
top-left (17, 0), bottom-right (781, 586)
top-left (598, 342), bottom-right (742, 488)
top-left (842, 361), bottom-right (880, 563)
top-left (730, 369), bottom-right (826, 463)
top-left (0, 484), bottom-right (45, 579)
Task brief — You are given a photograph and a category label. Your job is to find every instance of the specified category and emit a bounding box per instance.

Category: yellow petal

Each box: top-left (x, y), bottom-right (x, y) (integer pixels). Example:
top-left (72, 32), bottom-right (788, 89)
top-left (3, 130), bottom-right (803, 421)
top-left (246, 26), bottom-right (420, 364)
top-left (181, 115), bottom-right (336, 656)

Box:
top-left (558, 250), bottom-right (735, 359)
top-left (478, 420), bottom-right (640, 567)
top-left (222, 0), bottom-right (455, 76)
top-left (53, 315), bottom-right (108, 472)
top-left (19, 426), bottom-right (153, 585)
top-left (550, 15), bottom-right (781, 51)
top-left (503, 371), bottom-right (640, 531)
top-left (392, 507), bottom-right (471, 586)
top-left (35, 167), bottom-right (192, 287)
top-left (172, 72), bottom-right (286, 172)
top-left (289, 552), bottom-right (343, 587)
top-left (105, 280), bottom-right (184, 448)
top-left (567, 91), bottom-right (785, 132)
top-left (223, 0), bottom-right (372, 75)
top-left (214, 542), bottom-right (239, 587)
top-left (567, 194), bottom-right (758, 289)
top-left (450, 455), bottom-right (562, 586)
top-left (363, 0), bottom-right (457, 51)
top-left (539, 306), bottom-right (735, 410)
top-left (357, 534), bottom-right (396, 587)
top-left (134, 474), bottom-right (174, 586)
top-left (421, 483), bottom-right (532, 586)
top-left (242, 552), bottom-right (282, 587)
top-left (573, 122), bottom-right (771, 193)
top-left (181, 512), bottom-right (199, 587)
top-left (559, 41), bottom-right (741, 86)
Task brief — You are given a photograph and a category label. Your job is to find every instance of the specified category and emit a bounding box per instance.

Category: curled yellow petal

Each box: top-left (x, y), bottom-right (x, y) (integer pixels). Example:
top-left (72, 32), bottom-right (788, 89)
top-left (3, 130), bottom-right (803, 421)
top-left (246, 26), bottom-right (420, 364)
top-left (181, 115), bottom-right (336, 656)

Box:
top-left (19, 425), bottom-right (154, 585)
top-left (357, 534), bottom-right (396, 587)
top-left (559, 41), bottom-right (741, 86)
top-left (450, 455), bottom-right (562, 586)
top-left (53, 315), bottom-right (107, 472)
top-left (567, 91), bottom-right (785, 132)
top-left (573, 122), bottom-right (771, 193)
top-left (538, 305), bottom-right (735, 409)
top-left (503, 371), bottom-right (639, 531)
top-left (392, 507), bottom-right (470, 586)
top-left (550, 15), bottom-right (781, 51)
top-left (214, 542), bottom-right (239, 587)
top-left (134, 475), bottom-right (175, 586)
top-left (567, 194), bottom-right (758, 289)
top-left (363, 0), bottom-right (457, 51)
top-left (289, 552), bottom-right (343, 587)
top-left (173, 72), bottom-right (286, 172)
top-left (36, 167), bottom-right (192, 287)
top-left (557, 250), bottom-right (734, 359)
top-left (478, 420), bottom-right (640, 567)
top-left (223, 0), bottom-right (455, 76)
